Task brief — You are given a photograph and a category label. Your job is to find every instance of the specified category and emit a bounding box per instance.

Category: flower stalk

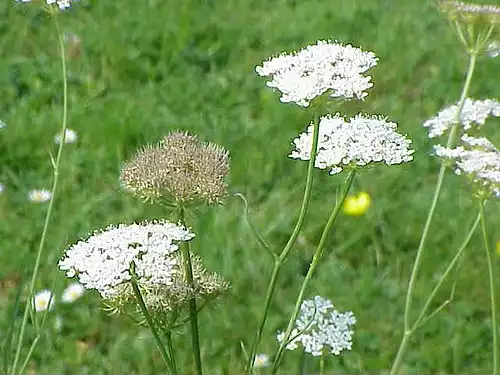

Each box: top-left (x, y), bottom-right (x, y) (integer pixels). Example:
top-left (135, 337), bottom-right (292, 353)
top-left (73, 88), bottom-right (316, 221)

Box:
top-left (271, 169), bottom-right (356, 374)
top-left (10, 15), bottom-right (69, 375)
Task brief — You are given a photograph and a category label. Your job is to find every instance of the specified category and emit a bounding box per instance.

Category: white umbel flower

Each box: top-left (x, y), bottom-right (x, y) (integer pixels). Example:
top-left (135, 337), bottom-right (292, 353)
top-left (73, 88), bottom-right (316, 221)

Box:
top-left (277, 296), bottom-right (356, 356)
top-left (290, 113), bottom-right (414, 174)
top-left (435, 135), bottom-right (500, 198)
top-left (61, 282), bottom-right (85, 303)
top-left (58, 221), bottom-right (195, 299)
top-left (33, 289), bottom-right (55, 312)
top-left (256, 40), bottom-right (378, 107)
top-left (28, 189), bottom-right (52, 203)
top-left (55, 128), bottom-right (78, 144)
top-left (423, 98), bottom-right (500, 138)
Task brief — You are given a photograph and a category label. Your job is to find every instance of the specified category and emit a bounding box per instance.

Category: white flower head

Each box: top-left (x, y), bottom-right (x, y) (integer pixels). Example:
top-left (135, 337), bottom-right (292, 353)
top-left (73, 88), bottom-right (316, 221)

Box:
top-left (0, 120), bottom-right (5, 129)
top-left (55, 128), bottom-right (78, 144)
top-left (487, 41), bottom-right (500, 58)
top-left (61, 282), bottom-right (85, 303)
top-left (58, 220), bottom-right (195, 300)
top-left (435, 134), bottom-right (500, 198)
top-left (290, 113), bottom-right (414, 174)
top-left (277, 296), bottom-right (356, 356)
top-left (28, 189), bottom-right (52, 203)
top-left (253, 353), bottom-right (270, 368)
top-left (423, 98), bottom-right (500, 138)
top-left (0, 184), bottom-right (4, 194)
top-left (33, 289), bottom-right (55, 312)
top-left (256, 40), bottom-right (378, 107)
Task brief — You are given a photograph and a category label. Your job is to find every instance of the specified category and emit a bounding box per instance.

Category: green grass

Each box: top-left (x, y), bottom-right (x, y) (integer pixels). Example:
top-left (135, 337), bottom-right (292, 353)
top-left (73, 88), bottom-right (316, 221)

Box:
top-left (1, 0), bottom-right (500, 373)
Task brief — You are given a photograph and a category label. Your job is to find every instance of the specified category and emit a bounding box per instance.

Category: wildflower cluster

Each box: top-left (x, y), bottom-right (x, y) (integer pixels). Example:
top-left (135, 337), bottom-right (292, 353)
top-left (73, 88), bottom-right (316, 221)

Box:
top-left (438, 1), bottom-right (500, 25)
top-left (435, 135), bottom-right (500, 198)
top-left (120, 131), bottom-right (230, 206)
top-left (277, 296), bottom-right (356, 356)
top-left (58, 220), bottom-right (228, 312)
top-left (256, 40), bottom-right (378, 107)
top-left (423, 98), bottom-right (500, 138)
top-left (289, 113), bottom-right (414, 174)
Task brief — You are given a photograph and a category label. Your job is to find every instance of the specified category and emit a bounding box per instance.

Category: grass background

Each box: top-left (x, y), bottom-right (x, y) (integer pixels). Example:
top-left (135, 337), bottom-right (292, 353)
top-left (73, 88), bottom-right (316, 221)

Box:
top-left (1, 0), bottom-right (500, 373)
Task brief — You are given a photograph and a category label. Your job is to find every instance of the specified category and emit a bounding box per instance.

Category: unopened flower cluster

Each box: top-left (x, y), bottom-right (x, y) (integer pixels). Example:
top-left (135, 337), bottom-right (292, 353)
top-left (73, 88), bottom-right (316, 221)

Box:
top-left (15, 0), bottom-right (74, 10)
top-left (289, 113), bottom-right (414, 174)
top-left (277, 296), bottom-right (356, 356)
top-left (423, 98), bottom-right (500, 138)
top-left (58, 220), bottom-right (229, 312)
top-left (121, 132), bottom-right (230, 206)
top-left (256, 40), bottom-right (378, 107)
top-left (435, 135), bottom-right (500, 198)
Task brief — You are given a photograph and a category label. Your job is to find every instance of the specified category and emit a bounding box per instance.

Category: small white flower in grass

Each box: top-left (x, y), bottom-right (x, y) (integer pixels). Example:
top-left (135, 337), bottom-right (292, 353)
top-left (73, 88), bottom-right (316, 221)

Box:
top-left (61, 282), bottom-right (85, 303)
top-left (435, 135), bottom-right (500, 198)
top-left (15, 0), bottom-right (75, 10)
top-left (55, 128), bottom-right (78, 144)
top-left (256, 40), bottom-right (378, 107)
top-left (0, 184), bottom-right (4, 194)
top-left (0, 120), bottom-right (5, 129)
top-left (33, 289), bottom-right (54, 312)
top-left (423, 98), bottom-right (500, 138)
top-left (28, 189), bottom-right (52, 203)
top-left (290, 113), bottom-right (414, 174)
top-left (277, 296), bottom-right (356, 356)
top-left (253, 353), bottom-right (270, 368)
top-left (487, 41), bottom-right (500, 58)
top-left (58, 220), bottom-right (195, 299)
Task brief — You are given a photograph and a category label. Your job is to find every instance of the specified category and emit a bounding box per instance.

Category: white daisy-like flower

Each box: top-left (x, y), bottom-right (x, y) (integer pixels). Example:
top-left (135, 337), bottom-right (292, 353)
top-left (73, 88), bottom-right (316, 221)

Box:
top-left (434, 134), bottom-right (500, 198)
top-left (290, 113), bottom-right (414, 174)
top-left (28, 189), bottom-right (52, 203)
top-left (58, 220), bottom-right (195, 299)
top-left (15, 0), bottom-right (74, 10)
top-left (423, 98), bottom-right (500, 138)
top-left (256, 40), bottom-right (378, 107)
top-left (33, 289), bottom-right (55, 312)
top-left (277, 296), bottom-right (356, 356)
top-left (61, 282), bottom-right (85, 303)
top-left (55, 128), bottom-right (78, 144)
top-left (253, 353), bottom-right (270, 368)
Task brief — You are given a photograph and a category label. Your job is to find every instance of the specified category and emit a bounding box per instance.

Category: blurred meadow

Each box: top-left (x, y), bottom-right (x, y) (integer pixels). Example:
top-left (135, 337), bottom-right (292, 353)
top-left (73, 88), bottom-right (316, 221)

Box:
top-left (1, 0), bottom-right (500, 373)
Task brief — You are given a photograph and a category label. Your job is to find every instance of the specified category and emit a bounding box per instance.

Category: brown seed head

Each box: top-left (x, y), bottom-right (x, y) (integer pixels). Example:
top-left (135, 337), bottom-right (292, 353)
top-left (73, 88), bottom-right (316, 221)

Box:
top-left (120, 131), bottom-right (230, 206)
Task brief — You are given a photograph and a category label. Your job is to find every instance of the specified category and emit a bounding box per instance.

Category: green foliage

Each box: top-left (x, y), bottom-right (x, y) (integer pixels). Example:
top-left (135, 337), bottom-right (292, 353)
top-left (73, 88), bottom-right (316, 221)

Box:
top-left (1, 0), bottom-right (499, 373)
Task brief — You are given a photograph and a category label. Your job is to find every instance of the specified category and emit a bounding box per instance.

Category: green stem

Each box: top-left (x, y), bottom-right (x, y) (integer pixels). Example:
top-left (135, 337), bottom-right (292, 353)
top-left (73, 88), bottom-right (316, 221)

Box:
top-left (10, 16), bottom-right (69, 375)
top-left (245, 118), bottom-right (320, 374)
top-left (390, 48), bottom-right (478, 375)
top-left (165, 331), bottom-right (178, 374)
top-left (271, 170), bottom-right (356, 374)
top-left (390, 211), bottom-right (481, 374)
top-left (130, 278), bottom-right (175, 374)
top-left (479, 201), bottom-right (497, 374)
top-left (178, 207), bottom-right (203, 375)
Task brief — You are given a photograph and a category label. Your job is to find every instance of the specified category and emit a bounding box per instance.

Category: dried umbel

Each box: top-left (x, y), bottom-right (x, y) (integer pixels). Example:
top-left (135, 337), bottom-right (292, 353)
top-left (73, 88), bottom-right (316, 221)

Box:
top-left (121, 132), bottom-right (230, 206)
top-left (438, 1), bottom-right (500, 25)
